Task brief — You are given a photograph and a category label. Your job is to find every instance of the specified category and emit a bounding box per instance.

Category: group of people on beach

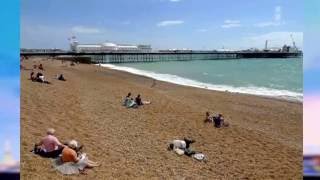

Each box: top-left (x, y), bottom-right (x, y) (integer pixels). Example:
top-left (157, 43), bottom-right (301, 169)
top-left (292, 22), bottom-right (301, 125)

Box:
top-left (32, 128), bottom-right (99, 175)
top-left (26, 59), bottom-right (233, 177)
top-left (123, 92), bottom-right (151, 108)
top-left (29, 63), bottom-right (66, 83)
top-left (205, 112), bottom-right (229, 128)
top-left (29, 64), bottom-right (51, 84)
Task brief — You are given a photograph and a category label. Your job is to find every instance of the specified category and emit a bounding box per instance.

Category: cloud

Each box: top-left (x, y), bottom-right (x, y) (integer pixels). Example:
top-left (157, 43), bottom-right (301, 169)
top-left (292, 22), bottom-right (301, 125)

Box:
top-left (221, 19), bottom-right (241, 28)
top-left (71, 26), bottom-right (102, 34)
top-left (221, 24), bottom-right (241, 28)
top-left (169, 0), bottom-right (181, 2)
top-left (274, 6), bottom-right (281, 21)
top-left (157, 20), bottom-right (184, 27)
top-left (224, 20), bottom-right (240, 24)
top-left (255, 22), bottom-right (281, 28)
top-left (255, 6), bottom-right (284, 27)
top-left (244, 31), bottom-right (303, 48)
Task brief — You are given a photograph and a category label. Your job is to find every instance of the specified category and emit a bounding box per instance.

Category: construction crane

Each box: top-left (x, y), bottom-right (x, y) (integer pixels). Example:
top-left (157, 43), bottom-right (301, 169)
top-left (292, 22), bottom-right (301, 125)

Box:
top-left (290, 34), bottom-right (296, 49)
top-left (265, 40), bottom-right (268, 50)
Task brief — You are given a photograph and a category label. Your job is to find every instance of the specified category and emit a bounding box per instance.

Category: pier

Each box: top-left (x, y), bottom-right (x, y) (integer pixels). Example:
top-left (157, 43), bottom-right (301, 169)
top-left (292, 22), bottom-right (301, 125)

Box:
top-left (20, 51), bottom-right (302, 64)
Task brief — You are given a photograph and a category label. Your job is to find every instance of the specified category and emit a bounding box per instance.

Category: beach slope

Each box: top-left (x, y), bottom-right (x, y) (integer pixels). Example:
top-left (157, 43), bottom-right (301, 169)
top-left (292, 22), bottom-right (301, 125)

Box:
top-left (21, 58), bottom-right (302, 179)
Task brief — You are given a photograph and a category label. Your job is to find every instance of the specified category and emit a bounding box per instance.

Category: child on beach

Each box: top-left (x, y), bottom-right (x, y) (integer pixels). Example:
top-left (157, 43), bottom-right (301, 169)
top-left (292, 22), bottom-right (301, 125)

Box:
top-left (39, 64), bottom-right (44, 70)
top-left (58, 74), bottom-right (66, 81)
top-left (135, 94), bottom-right (151, 106)
top-left (204, 112), bottom-right (213, 123)
top-left (30, 71), bottom-right (35, 81)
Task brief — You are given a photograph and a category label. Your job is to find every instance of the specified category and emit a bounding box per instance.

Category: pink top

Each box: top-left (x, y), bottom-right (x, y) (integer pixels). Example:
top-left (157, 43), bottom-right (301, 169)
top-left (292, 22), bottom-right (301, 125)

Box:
top-left (41, 135), bottom-right (62, 152)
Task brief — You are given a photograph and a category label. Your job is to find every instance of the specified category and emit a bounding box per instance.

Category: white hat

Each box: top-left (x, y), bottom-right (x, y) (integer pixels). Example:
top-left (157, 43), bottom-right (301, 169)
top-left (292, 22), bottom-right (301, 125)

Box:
top-left (68, 140), bottom-right (78, 149)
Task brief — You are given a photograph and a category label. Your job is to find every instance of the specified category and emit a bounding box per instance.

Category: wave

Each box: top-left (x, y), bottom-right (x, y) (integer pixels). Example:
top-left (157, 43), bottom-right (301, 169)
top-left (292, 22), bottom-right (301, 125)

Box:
top-left (100, 64), bottom-right (303, 102)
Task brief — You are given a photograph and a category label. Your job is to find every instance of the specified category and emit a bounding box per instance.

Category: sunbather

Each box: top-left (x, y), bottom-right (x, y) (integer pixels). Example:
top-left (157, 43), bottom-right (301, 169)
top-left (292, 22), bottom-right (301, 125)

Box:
top-left (53, 140), bottom-right (99, 175)
top-left (168, 138), bottom-right (196, 156)
top-left (34, 72), bottom-right (50, 84)
top-left (33, 128), bottom-right (65, 158)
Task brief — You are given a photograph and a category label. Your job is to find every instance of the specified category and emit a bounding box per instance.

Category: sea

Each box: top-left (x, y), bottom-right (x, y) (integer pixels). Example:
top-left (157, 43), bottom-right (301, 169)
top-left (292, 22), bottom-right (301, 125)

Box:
top-left (101, 58), bottom-right (303, 102)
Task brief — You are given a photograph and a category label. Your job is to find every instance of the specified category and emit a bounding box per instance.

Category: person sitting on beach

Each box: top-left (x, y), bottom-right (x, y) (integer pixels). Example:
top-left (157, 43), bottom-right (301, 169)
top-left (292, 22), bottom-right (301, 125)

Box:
top-left (123, 92), bottom-right (132, 106)
top-left (34, 72), bottom-right (50, 84)
top-left (54, 140), bottom-right (99, 175)
top-left (213, 114), bottom-right (229, 128)
top-left (58, 74), bottom-right (66, 81)
top-left (33, 128), bottom-right (66, 158)
top-left (168, 138), bottom-right (196, 156)
top-left (204, 112), bottom-right (213, 123)
top-left (30, 71), bottom-right (35, 81)
top-left (135, 94), bottom-right (151, 106)
top-left (35, 72), bottom-right (44, 82)
top-left (39, 64), bottom-right (44, 70)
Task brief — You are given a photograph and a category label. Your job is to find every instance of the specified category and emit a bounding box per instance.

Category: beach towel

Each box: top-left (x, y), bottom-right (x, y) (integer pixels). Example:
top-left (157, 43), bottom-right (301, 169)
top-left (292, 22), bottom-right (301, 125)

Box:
top-left (193, 153), bottom-right (206, 161)
top-left (127, 100), bottom-right (138, 108)
top-left (52, 154), bottom-right (88, 175)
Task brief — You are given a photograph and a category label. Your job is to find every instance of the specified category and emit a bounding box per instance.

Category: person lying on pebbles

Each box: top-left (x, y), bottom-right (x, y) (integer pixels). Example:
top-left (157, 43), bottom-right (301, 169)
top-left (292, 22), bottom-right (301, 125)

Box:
top-left (168, 138), bottom-right (207, 162)
top-left (53, 140), bottom-right (100, 175)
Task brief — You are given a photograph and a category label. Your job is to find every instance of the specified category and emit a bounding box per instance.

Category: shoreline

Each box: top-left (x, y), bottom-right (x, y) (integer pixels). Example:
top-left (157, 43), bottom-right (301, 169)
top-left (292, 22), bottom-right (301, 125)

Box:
top-left (21, 58), bottom-right (302, 179)
top-left (100, 63), bottom-right (303, 104)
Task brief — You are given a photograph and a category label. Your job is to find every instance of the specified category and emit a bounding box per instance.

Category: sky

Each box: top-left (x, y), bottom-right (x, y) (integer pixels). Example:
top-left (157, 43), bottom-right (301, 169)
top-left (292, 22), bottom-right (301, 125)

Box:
top-left (15, 0), bottom-right (320, 155)
top-left (21, 0), bottom-right (303, 50)
top-left (0, 0), bottom-right (20, 161)
top-left (303, 0), bottom-right (320, 154)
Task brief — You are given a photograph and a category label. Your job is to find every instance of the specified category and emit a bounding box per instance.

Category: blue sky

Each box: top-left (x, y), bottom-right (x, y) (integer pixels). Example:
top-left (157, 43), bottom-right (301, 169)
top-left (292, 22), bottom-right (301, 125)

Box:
top-left (0, 0), bottom-right (20, 161)
top-left (21, 0), bottom-right (303, 50)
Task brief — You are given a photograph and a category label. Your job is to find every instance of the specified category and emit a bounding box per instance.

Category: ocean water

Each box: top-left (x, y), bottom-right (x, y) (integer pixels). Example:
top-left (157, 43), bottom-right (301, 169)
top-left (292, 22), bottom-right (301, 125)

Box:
top-left (102, 58), bottom-right (303, 101)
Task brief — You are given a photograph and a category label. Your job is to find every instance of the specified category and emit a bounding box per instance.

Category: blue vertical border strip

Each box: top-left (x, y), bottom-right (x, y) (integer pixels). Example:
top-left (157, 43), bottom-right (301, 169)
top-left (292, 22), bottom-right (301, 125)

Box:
top-left (304, 0), bottom-right (320, 178)
top-left (304, 0), bottom-right (320, 94)
top-left (0, 0), bottom-right (21, 175)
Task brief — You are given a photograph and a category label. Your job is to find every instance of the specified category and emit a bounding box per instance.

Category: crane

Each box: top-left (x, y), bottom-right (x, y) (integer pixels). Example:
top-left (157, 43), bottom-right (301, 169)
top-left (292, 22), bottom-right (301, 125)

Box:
top-left (290, 34), bottom-right (296, 49)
